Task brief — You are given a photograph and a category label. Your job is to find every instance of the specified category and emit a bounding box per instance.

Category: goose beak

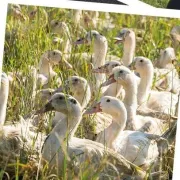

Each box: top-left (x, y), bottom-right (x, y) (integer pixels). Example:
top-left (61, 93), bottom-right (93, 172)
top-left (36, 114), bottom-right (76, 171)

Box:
top-left (35, 101), bottom-right (55, 114)
top-left (53, 87), bottom-right (64, 94)
top-left (92, 66), bottom-right (108, 74)
top-left (84, 102), bottom-right (102, 114)
top-left (114, 37), bottom-right (124, 44)
top-left (172, 58), bottom-right (177, 65)
top-left (128, 61), bottom-right (136, 70)
top-left (53, 83), bottom-right (69, 94)
top-left (74, 38), bottom-right (87, 45)
top-left (101, 74), bottom-right (116, 87)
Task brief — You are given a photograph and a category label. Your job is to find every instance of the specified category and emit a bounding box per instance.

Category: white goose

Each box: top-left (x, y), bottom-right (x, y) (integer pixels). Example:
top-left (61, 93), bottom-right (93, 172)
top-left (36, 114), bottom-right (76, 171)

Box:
top-left (154, 47), bottom-right (179, 94)
top-left (74, 30), bottom-right (119, 92)
top-left (37, 93), bottom-right (145, 179)
top-left (101, 66), bottom-right (168, 135)
top-left (132, 56), bottom-right (178, 116)
top-left (85, 95), bottom-right (165, 169)
top-left (37, 49), bottom-right (72, 88)
top-left (50, 21), bottom-right (73, 54)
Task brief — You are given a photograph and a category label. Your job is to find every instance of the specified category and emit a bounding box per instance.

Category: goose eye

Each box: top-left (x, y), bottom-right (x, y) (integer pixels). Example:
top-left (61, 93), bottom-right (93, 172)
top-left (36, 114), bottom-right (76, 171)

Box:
top-left (53, 52), bottom-right (56, 56)
top-left (55, 22), bottom-right (58, 25)
top-left (119, 70), bottom-right (123, 73)
top-left (71, 99), bottom-right (77, 104)
top-left (74, 79), bottom-right (78, 82)
top-left (77, 38), bottom-right (83, 41)
top-left (106, 99), bottom-right (110, 102)
top-left (114, 64), bottom-right (119, 67)
top-left (140, 59), bottom-right (143, 63)
top-left (59, 96), bottom-right (63, 100)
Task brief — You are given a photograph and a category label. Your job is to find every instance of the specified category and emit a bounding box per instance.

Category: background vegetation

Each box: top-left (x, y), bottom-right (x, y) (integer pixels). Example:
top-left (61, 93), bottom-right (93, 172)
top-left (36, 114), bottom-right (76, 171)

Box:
top-left (140, 0), bottom-right (169, 8)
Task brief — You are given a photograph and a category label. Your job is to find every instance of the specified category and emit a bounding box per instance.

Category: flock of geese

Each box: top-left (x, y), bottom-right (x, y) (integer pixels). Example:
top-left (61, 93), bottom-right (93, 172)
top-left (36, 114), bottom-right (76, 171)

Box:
top-left (0, 4), bottom-right (180, 179)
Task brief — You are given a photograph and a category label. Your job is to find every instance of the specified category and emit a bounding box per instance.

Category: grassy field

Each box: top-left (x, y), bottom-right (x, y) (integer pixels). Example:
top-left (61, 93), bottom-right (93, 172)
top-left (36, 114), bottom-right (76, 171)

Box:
top-left (1, 4), bottom-right (180, 179)
top-left (140, 0), bottom-right (169, 8)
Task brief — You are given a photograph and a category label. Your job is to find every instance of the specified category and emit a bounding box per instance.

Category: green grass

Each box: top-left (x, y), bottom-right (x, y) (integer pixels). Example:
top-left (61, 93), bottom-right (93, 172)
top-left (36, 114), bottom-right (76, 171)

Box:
top-left (140, 0), bottom-right (169, 8)
top-left (1, 3), bottom-right (180, 179)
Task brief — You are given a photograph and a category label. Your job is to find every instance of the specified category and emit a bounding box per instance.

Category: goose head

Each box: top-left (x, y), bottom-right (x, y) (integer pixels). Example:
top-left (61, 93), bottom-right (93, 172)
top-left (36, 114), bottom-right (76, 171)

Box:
top-left (36, 93), bottom-right (82, 116)
top-left (157, 47), bottom-right (177, 68)
top-left (40, 50), bottom-right (72, 69)
top-left (130, 57), bottom-right (154, 76)
top-left (101, 66), bottom-right (134, 88)
top-left (50, 20), bottom-right (69, 35)
top-left (85, 96), bottom-right (127, 123)
top-left (54, 76), bottom-right (89, 94)
top-left (28, 6), bottom-right (38, 20)
top-left (170, 25), bottom-right (180, 47)
top-left (66, 76), bottom-right (89, 93)
top-left (74, 30), bottom-right (105, 45)
top-left (36, 88), bottom-right (55, 102)
top-left (114, 28), bottom-right (135, 44)
top-left (8, 4), bottom-right (26, 21)
top-left (92, 60), bottom-right (122, 75)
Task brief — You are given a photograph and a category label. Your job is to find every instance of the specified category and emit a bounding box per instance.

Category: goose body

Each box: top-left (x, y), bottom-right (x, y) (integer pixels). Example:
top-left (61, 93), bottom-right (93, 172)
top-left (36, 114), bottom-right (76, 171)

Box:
top-left (85, 96), bottom-right (159, 168)
top-left (154, 47), bottom-right (179, 93)
top-left (0, 73), bottom-right (45, 167)
top-left (133, 57), bottom-right (178, 116)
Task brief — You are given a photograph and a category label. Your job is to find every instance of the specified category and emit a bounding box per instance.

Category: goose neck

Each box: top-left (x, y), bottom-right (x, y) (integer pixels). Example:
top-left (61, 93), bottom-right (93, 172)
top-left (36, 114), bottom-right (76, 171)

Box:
top-left (52, 112), bottom-right (82, 141)
top-left (0, 83), bottom-right (9, 125)
top-left (103, 83), bottom-right (123, 97)
top-left (122, 38), bottom-right (136, 66)
top-left (123, 82), bottom-right (137, 129)
top-left (123, 83), bottom-right (137, 108)
top-left (97, 111), bottom-right (126, 149)
top-left (74, 85), bottom-right (91, 109)
top-left (93, 37), bottom-right (108, 68)
top-left (138, 68), bottom-right (153, 105)
top-left (39, 59), bottom-right (55, 77)
top-left (92, 37), bottom-right (107, 90)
